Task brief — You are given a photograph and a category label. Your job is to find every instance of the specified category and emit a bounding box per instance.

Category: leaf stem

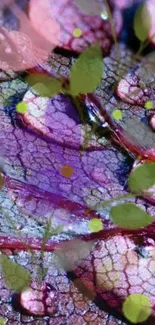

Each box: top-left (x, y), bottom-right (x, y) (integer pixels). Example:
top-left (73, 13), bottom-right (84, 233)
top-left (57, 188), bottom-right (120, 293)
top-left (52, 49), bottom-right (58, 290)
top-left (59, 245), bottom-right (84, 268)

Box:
top-left (91, 191), bottom-right (154, 210)
top-left (104, 0), bottom-right (120, 63)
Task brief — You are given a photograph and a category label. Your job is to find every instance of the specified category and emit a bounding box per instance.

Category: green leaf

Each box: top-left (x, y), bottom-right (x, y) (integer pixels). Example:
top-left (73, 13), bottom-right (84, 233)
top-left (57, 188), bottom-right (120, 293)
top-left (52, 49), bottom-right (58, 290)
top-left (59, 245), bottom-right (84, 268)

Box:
top-left (123, 294), bottom-right (151, 323)
top-left (0, 254), bottom-right (31, 292)
top-left (133, 3), bottom-right (152, 42)
top-left (128, 162), bottom-right (155, 193)
top-left (70, 44), bottom-right (103, 96)
top-left (25, 74), bottom-right (62, 97)
top-left (110, 203), bottom-right (153, 229)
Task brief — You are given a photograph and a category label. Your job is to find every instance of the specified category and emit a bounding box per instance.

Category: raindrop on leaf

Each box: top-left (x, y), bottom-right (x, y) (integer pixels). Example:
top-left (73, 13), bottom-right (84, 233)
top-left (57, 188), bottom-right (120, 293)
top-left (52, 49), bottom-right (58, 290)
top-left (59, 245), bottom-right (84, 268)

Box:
top-left (128, 162), bottom-right (155, 193)
top-left (70, 43), bottom-right (103, 96)
top-left (0, 254), bottom-right (31, 292)
top-left (134, 3), bottom-right (152, 42)
top-left (110, 203), bottom-right (153, 229)
top-left (123, 294), bottom-right (151, 323)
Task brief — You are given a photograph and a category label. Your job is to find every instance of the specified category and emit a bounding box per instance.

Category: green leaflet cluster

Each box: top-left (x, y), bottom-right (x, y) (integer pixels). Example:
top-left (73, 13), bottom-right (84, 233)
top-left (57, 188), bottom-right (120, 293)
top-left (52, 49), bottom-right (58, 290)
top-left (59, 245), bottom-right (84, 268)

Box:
top-left (24, 44), bottom-right (103, 99)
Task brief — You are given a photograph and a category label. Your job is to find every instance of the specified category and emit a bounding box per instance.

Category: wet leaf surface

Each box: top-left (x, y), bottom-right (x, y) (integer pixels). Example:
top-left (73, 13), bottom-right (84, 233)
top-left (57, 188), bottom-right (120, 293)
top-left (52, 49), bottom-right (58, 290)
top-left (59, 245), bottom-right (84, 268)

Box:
top-left (1, 1), bottom-right (155, 325)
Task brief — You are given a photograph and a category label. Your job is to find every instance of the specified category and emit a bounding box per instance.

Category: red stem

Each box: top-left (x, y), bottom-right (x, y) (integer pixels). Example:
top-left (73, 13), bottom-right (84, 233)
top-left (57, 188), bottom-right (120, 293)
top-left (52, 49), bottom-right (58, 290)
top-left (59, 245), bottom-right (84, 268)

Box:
top-left (1, 223), bottom-right (155, 252)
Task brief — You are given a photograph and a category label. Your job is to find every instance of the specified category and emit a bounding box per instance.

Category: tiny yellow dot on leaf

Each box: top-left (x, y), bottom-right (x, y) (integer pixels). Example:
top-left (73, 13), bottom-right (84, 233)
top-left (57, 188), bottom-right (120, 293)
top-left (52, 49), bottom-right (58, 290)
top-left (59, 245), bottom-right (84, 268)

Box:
top-left (112, 109), bottom-right (122, 121)
top-left (88, 218), bottom-right (103, 232)
top-left (73, 28), bottom-right (82, 38)
top-left (16, 101), bottom-right (28, 114)
top-left (60, 164), bottom-right (74, 178)
top-left (144, 101), bottom-right (153, 109)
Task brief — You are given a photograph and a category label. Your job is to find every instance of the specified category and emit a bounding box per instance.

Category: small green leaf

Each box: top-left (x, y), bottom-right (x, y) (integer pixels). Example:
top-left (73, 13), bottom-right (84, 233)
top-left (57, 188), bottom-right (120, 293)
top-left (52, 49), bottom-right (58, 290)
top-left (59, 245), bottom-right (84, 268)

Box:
top-left (0, 254), bottom-right (31, 292)
top-left (70, 44), bottom-right (103, 96)
top-left (133, 3), bottom-right (152, 42)
top-left (123, 294), bottom-right (151, 323)
top-left (110, 203), bottom-right (153, 229)
top-left (128, 162), bottom-right (155, 193)
top-left (25, 74), bottom-right (62, 97)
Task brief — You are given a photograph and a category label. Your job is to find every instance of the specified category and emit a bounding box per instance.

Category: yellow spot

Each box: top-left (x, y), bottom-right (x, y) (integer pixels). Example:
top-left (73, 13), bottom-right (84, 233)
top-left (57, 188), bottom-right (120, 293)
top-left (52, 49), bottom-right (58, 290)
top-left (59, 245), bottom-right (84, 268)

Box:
top-left (0, 173), bottom-right (4, 190)
top-left (112, 109), bottom-right (123, 121)
top-left (144, 100), bottom-right (153, 109)
top-left (16, 101), bottom-right (28, 114)
top-left (73, 28), bottom-right (82, 38)
top-left (123, 294), bottom-right (151, 323)
top-left (60, 164), bottom-right (74, 178)
top-left (88, 218), bottom-right (102, 232)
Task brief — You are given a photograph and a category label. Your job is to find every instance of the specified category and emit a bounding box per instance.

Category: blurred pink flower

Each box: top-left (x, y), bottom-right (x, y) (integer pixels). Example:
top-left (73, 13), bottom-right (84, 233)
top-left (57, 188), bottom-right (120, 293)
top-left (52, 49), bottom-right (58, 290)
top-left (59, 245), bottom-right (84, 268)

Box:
top-left (0, 0), bottom-right (60, 71)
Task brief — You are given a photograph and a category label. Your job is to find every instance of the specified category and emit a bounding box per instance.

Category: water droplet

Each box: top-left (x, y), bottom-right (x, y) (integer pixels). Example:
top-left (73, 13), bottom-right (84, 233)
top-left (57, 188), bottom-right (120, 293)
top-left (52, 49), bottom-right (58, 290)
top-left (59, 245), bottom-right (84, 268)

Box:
top-left (101, 10), bottom-right (108, 20)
